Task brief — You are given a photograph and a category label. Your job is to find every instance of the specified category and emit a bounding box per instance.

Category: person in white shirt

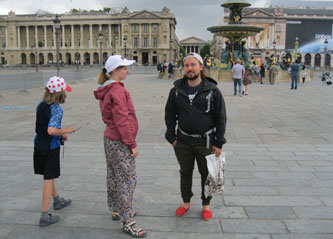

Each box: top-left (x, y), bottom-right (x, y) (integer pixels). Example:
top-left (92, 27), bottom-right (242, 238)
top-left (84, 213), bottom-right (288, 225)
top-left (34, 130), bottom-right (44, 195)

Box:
top-left (232, 59), bottom-right (245, 96)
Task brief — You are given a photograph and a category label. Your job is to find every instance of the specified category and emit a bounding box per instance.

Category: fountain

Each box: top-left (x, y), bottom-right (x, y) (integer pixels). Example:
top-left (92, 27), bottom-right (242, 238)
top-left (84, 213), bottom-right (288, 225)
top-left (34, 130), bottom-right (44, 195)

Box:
top-left (207, 0), bottom-right (264, 68)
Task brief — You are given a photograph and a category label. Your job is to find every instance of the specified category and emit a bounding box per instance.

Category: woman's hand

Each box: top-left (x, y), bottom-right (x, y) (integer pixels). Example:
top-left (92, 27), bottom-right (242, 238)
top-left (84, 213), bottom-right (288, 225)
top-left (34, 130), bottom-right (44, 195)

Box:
top-left (131, 147), bottom-right (139, 157)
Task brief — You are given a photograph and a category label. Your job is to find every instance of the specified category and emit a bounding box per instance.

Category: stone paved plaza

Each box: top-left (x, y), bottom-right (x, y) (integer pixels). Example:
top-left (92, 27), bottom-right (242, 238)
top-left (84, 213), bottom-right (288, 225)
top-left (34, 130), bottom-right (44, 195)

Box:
top-left (0, 71), bottom-right (333, 239)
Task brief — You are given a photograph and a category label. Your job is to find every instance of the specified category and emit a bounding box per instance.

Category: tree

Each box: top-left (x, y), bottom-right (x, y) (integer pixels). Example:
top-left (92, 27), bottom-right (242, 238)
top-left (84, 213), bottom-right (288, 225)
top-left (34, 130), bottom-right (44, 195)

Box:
top-left (103, 7), bottom-right (111, 13)
top-left (200, 43), bottom-right (210, 58)
top-left (179, 46), bottom-right (186, 58)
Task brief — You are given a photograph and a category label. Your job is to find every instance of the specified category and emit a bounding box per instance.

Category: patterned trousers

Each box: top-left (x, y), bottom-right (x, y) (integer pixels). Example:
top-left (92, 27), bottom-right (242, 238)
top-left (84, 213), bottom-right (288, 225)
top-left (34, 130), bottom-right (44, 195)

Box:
top-left (104, 137), bottom-right (137, 223)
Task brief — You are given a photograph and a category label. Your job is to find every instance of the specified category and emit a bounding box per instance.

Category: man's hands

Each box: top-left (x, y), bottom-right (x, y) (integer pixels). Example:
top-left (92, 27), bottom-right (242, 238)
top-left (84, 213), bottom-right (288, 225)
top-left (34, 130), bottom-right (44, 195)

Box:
top-left (212, 146), bottom-right (222, 157)
top-left (172, 140), bottom-right (177, 148)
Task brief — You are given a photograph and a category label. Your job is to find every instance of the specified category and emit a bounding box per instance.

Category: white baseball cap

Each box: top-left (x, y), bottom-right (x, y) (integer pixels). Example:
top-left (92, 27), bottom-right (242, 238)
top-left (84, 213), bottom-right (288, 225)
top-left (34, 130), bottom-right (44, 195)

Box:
top-left (46, 76), bottom-right (72, 93)
top-left (105, 55), bottom-right (135, 73)
top-left (183, 52), bottom-right (203, 65)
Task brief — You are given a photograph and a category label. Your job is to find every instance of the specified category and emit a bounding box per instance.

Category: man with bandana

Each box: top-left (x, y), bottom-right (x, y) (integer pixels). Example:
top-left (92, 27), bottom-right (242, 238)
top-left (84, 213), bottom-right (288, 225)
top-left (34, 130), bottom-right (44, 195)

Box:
top-left (164, 52), bottom-right (227, 221)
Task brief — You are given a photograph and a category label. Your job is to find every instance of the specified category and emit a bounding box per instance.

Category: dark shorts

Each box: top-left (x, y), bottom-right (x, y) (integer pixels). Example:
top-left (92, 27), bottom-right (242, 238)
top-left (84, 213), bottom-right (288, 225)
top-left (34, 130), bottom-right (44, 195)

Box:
top-left (33, 147), bottom-right (60, 180)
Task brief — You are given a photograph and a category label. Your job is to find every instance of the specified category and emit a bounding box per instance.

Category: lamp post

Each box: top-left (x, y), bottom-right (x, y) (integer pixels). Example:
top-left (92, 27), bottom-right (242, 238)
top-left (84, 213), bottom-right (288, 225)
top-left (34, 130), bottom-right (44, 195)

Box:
top-left (75, 51), bottom-right (79, 71)
top-left (123, 36), bottom-right (127, 58)
top-left (115, 35), bottom-right (118, 55)
top-left (98, 31), bottom-right (103, 66)
top-left (35, 48), bottom-right (38, 72)
top-left (324, 38), bottom-right (328, 68)
top-left (53, 15), bottom-right (61, 76)
top-left (169, 39), bottom-right (173, 62)
top-left (272, 39), bottom-right (276, 53)
top-left (294, 37), bottom-right (299, 62)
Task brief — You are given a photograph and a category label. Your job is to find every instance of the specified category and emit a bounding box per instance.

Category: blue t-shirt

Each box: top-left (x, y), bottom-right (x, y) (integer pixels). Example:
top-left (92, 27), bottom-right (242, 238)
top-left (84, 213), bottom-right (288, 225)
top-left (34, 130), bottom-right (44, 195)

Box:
top-left (34, 102), bottom-right (63, 149)
top-left (48, 103), bottom-right (63, 149)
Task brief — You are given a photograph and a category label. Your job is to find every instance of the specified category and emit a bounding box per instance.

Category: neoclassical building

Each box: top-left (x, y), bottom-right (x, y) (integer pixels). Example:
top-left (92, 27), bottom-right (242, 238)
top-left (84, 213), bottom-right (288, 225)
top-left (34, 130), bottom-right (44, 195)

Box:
top-left (210, 7), bottom-right (332, 67)
top-left (0, 7), bottom-right (179, 66)
top-left (180, 36), bottom-right (208, 55)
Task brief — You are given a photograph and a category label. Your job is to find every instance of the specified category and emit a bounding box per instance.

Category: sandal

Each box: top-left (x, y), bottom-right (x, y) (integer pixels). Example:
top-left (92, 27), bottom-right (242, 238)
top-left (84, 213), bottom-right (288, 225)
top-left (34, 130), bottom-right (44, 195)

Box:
top-left (122, 221), bottom-right (147, 238)
top-left (112, 211), bottom-right (137, 221)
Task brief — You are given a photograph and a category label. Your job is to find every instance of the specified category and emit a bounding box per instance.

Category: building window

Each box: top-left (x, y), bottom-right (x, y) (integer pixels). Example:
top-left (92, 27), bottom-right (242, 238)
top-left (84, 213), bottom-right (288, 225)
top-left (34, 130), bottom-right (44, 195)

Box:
top-left (2, 39), bottom-right (6, 48)
top-left (1, 27), bottom-right (5, 33)
top-left (87, 27), bottom-right (90, 33)
top-left (133, 37), bottom-right (138, 47)
top-left (115, 25), bottom-right (119, 33)
top-left (152, 24), bottom-right (158, 32)
top-left (61, 39), bottom-right (63, 47)
top-left (70, 39), bottom-right (72, 47)
top-left (78, 39), bottom-right (80, 47)
top-left (106, 39), bottom-right (109, 47)
top-left (143, 24), bottom-right (149, 32)
top-left (88, 38), bottom-right (90, 46)
top-left (133, 24), bottom-right (139, 32)
top-left (106, 27), bottom-right (109, 33)
top-left (144, 37), bottom-right (148, 47)
top-left (153, 37), bottom-right (158, 47)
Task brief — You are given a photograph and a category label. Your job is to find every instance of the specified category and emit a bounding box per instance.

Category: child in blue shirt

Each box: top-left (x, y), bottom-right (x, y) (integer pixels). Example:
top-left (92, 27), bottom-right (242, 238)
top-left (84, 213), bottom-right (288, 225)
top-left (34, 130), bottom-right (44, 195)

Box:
top-left (33, 76), bottom-right (75, 227)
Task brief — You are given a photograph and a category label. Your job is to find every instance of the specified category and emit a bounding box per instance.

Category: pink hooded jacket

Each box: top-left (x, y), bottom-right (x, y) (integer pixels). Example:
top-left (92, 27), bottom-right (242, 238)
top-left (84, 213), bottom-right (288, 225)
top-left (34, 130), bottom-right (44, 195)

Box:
top-left (94, 81), bottom-right (138, 149)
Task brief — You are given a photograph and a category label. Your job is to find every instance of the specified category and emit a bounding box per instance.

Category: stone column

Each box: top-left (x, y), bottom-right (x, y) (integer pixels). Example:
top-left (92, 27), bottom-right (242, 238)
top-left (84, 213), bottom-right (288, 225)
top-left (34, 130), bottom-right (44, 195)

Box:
top-left (35, 26), bottom-right (38, 47)
top-left (44, 25), bottom-right (47, 48)
top-left (71, 25), bottom-right (74, 48)
top-left (26, 26), bottom-right (29, 48)
top-left (80, 25), bottom-right (83, 48)
top-left (139, 24), bottom-right (142, 47)
top-left (90, 25), bottom-right (93, 48)
top-left (149, 24), bottom-right (152, 47)
top-left (62, 25), bottom-right (65, 48)
top-left (17, 27), bottom-right (21, 48)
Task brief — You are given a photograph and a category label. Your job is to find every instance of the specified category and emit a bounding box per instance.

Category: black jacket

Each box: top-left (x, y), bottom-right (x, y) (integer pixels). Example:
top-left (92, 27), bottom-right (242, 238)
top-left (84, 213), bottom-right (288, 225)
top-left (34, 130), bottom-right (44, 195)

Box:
top-left (165, 76), bottom-right (227, 148)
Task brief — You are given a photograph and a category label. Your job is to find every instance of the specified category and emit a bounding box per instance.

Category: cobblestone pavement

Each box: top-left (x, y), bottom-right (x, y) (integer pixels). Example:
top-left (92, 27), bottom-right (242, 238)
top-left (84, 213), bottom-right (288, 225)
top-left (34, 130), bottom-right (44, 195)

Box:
top-left (0, 72), bottom-right (333, 239)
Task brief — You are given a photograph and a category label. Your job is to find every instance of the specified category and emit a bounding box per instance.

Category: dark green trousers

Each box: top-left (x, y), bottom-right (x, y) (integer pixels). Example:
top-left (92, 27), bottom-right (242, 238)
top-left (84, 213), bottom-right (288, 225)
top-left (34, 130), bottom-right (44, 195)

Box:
top-left (174, 141), bottom-right (212, 205)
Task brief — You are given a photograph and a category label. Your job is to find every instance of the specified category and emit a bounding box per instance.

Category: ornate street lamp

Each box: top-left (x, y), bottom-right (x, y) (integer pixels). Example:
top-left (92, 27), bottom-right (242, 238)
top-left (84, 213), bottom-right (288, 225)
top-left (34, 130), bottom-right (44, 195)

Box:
top-left (294, 37), bottom-right (299, 62)
top-left (75, 51), bottom-right (79, 71)
top-left (98, 31), bottom-right (103, 66)
top-left (115, 35), bottom-right (118, 55)
top-left (123, 36), bottom-right (127, 58)
top-left (35, 47), bottom-right (38, 72)
top-left (53, 15), bottom-right (61, 76)
top-left (324, 38), bottom-right (328, 68)
top-left (169, 39), bottom-right (173, 62)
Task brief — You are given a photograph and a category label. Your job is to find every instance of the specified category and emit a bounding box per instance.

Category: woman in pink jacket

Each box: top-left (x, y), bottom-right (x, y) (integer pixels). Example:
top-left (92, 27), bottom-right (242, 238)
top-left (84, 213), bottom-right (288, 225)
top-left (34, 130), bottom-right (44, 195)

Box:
top-left (94, 55), bottom-right (146, 238)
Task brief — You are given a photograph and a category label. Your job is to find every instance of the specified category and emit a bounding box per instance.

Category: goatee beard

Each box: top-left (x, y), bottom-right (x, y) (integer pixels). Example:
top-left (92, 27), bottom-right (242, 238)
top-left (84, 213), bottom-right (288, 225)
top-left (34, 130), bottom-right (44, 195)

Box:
top-left (187, 74), bottom-right (200, 81)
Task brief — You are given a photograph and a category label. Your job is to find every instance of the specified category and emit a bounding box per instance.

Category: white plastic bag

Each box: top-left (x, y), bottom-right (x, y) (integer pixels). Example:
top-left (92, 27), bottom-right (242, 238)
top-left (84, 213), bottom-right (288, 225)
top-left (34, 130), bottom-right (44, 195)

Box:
top-left (204, 152), bottom-right (225, 197)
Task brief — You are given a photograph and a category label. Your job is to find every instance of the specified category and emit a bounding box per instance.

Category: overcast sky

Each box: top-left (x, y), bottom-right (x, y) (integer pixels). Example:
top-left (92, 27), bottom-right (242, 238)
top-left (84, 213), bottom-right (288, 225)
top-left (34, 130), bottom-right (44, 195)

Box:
top-left (0, 0), bottom-right (319, 41)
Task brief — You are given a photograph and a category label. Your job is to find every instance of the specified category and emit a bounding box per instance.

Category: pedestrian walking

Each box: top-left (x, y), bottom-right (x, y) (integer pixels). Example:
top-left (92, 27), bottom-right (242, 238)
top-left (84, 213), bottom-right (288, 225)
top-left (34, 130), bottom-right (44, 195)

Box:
top-left (34, 76), bottom-right (75, 227)
top-left (260, 64), bottom-right (265, 84)
top-left (270, 63), bottom-right (278, 85)
top-left (251, 62), bottom-right (260, 82)
top-left (165, 52), bottom-right (227, 221)
top-left (168, 61), bottom-right (174, 80)
top-left (232, 59), bottom-right (245, 96)
top-left (242, 66), bottom-right (252, 95)
top-left (94, 55), bottom-right (147, 238)
top-left (290, 61), bottom-right (300, 90)
top-left (301, 65), bottom-right (306, 83)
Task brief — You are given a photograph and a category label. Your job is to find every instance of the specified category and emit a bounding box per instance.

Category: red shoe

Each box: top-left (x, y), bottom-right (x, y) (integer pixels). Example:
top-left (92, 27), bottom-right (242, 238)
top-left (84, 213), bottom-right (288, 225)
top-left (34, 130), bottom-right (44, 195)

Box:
top-left (202, 209), bottom-right (212, 220)
top-left (175, 206), bottom-right (190, 216)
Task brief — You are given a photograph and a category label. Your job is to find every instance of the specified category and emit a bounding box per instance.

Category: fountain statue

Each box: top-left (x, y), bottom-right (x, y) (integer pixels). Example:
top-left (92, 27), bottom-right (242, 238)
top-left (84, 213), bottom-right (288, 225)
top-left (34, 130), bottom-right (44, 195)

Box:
top-left (207, 0), bottom-right (264, 69)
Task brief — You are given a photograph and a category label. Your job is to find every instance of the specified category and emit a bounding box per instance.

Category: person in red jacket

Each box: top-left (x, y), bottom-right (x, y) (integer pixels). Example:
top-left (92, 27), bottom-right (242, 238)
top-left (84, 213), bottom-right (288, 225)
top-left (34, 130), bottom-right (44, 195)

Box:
top-left (94, 55), bottom-right (147, 238)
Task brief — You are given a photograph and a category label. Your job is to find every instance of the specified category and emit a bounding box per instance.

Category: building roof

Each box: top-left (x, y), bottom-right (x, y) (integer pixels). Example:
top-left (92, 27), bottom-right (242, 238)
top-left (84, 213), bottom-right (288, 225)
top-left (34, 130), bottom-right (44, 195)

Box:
top-left (180, 36), bottom-right (207, 45)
